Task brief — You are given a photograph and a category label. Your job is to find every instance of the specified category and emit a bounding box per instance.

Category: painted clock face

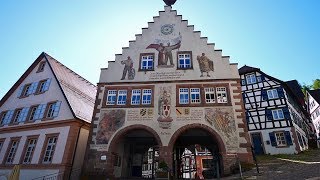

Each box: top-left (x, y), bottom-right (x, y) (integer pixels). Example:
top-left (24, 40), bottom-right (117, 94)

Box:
top-left (161, 24), bottom-right (174, 35)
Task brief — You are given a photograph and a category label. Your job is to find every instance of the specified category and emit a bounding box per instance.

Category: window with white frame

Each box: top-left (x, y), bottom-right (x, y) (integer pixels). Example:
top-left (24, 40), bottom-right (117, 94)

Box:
top-left (275, 132), bottom-right (287, 146)
top-left (267, 89), bottom-right (279, 99)
top-left (142, 89), bottom-right (152, 105)
top-left (246, 74), bottom-right (256, 84)
top-left (117, 90), bottom-right (127, 105)
top-left (179, 88), bottom-right (189, 104)
top-left (22, 138), bottom-right (37, 164)
top-left (205, 88), bottom-right (215, 103)
top-left (216, 87), bottom-right (227, 103)
top-left (6, 139), bottom-right (19, 164)
top-left (131, 89), bottom-right (141, 105)
top-left (178, 53), bottom-right (192, 69)
top-left (190, 88), bottom-right (200, 103)
top-left (106, 90), bottom-right (117, 105)
top-left (43, 136), bottom-right (57, 163)
top-left (272, 109), bottom-right (284, 120)
top-left (140, 54), bottom-right (154, 70)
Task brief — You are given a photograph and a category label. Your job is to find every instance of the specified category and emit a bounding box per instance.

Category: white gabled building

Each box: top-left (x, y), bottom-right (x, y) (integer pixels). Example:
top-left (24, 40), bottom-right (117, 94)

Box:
top-left (306, 89), bottom-right (320, 147)
top-left (239, 65), bottom-right (312, 155)
top-left (0, 52), bottom-right (96, 180)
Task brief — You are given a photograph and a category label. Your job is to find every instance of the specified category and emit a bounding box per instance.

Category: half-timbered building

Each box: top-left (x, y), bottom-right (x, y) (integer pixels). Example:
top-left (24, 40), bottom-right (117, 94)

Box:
top-left (0, 52), bottom-right (96, 179)
top-left (239, 65), bottom-right (312, 155)
top-left (306, 89), bottom-right (320, 147)
top-left (83, 5), bottom-right (252, 179)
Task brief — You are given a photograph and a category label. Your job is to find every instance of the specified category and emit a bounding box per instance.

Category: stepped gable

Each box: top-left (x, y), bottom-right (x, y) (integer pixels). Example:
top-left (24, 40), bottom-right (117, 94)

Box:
top-left (44, 53), bottom-right (96, 122)
top-left (309, 89), bottom-right (320, 104)
top-left (101, 6), bottom-right (237, 83)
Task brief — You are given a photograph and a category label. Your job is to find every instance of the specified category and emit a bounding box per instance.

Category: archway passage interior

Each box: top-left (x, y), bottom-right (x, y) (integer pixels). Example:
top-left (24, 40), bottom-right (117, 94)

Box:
top-left (172, 128), bottom-right (222, 179)
top-left (110, 129), bottom-right (160, 178)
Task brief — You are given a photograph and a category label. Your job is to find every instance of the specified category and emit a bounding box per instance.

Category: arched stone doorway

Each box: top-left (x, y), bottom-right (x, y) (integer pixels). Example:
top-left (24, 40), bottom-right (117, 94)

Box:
top-left (168, 124), bottom-right (226, 179)
top-left (107, 125), bottom-right (162, 178)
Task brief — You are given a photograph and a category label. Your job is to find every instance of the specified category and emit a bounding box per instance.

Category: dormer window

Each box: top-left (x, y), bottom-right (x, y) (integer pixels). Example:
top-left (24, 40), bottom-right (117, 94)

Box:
top-left (37, 61), bottom-right (46, 72)
top-left (246, 74), bottom-right (257, 84)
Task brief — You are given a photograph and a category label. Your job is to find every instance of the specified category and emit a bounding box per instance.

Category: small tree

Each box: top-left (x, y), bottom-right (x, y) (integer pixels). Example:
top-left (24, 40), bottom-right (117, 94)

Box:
top-left (312, 79), bottom-right (320, 90)
top-left (158, 160), bottom-right (168, 171)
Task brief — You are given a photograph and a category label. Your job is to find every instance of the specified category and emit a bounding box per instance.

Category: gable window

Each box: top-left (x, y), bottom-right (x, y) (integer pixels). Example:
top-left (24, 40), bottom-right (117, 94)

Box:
top-left (205, 88), bottom-right (215, 103)
top-left (131, 89), bottom-right (141, 105)
top-left (139, 53), bottom-right (154, 71)
top-left (179, 88), bottom-right (189, 104)
top-left (142, 89), bottom-right (152, 105)
top-left (22, 84), bottom-right (32, 97)
top-left (246, 74), bottom-right (256, 84)
top-left (106, 90), bottom-right (117, 105)
top-left (46, 101), bottom-right (61, 118)
top-left (36, 79), bottom-right (51, 94)
top-left (22, 138), bottom-right (37, 164)
top-left (190, 88), bottom-right (200, 103)
top-left (272, 109), bottom-right (284, 120)
top-left (37, 61), bottom-right (46, 72)
top-left (267, 89), bottom-right (279, 99)
top-left (28, 106), bottom-right (38, 121)
top-left (0, 110), bottom-right (14, 125)
top-left (42, 136), bottom-right (58, 164)
top-left (12, 109), bottom-right (22, 124)
top-left (6, 139), bottom-right (20, 164)
top-left (216, 87), bottom-right (227, 103)
top-left (275, 132), bottom-right (287, 146)
top-left (117, 90), bottom-right (127, 105)
top-left (177, 52), bottom-right (192, 69)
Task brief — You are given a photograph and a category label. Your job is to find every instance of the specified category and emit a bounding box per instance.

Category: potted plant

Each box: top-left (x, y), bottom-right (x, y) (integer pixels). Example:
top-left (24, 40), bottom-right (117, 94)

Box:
top-left (156, 160), bottom-right (169, 179)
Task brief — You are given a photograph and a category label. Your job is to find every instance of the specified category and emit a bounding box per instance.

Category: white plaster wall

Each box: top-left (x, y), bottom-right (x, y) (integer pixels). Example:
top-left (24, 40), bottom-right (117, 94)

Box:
top-left (0, 57), bottom-right (74, 121)
top-left (251, 128), bottom-right (296, 155)
top-left (0, 126), bottom-right (70, 164)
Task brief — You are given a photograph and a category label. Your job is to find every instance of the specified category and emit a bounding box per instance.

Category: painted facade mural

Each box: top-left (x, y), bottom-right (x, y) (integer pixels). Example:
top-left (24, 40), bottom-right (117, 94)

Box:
top-left (121, 56), bottom-right (135, 80)
top-left (157, 86), bottom-right (173, 129)
top-left (147, 25), bottom-right (182, 67)
top-left (197, 53), bottom-right (214, 77)
top-left (205, 108), bottom-right (238, 150)
top-left (96, 109), bottom-right (126, 144)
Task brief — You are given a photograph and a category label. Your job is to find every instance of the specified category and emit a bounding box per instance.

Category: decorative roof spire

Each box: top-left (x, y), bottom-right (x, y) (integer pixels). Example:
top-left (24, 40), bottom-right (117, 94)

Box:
top-left (163, 0), bottom-right (177, 6)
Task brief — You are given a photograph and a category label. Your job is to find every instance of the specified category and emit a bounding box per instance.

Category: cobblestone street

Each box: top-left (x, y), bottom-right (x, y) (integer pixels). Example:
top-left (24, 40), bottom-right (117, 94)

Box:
top-left (224, 149), bottom-right (320, 180)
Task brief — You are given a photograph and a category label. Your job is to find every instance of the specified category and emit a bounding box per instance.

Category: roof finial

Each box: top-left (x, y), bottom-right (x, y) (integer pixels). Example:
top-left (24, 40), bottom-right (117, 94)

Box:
top-left (163, 0), bottom-right (177, 6)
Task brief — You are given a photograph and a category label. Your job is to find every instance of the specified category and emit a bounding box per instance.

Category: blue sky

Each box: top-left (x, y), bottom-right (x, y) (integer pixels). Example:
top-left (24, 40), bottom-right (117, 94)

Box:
top-left (0, 0), bottom-right (319, 99)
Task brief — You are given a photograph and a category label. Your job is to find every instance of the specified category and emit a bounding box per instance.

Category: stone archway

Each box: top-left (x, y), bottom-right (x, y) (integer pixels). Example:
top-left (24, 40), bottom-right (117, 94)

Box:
top-left (107, 124), bottom-right (162, 178)
top-left (160, 123), bottom-right (227, 179)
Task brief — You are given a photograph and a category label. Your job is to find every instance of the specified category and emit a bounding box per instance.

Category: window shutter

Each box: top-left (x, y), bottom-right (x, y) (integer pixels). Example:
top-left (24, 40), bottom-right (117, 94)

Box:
top-left (43, 79), bottom-right (51, 92)
top-left (277, 87), bottom-right (284, 98)
top-left (39, 104), bottom-right (47, 119)
top-left (283, 107), bottom-right (290, 119)
top-left (31, 82), bottom-right (39, 94)
top-left (4, 110), bottom-right (14, 124)
top-left (284, 131), bottom-right (293, 145)
top-left (269, 132), bottom-right (277, 146)
top-left (241, 79), bottom-right (246, 85)
top-left (53, 101), bottom-right (61, 117)
top-left (266, 109), bottom-right (273, 121)
top-left (261, 90), bottom-right (268, 100)
top-left (17, 86), bottom-right (24, 97)
top-left (20, 107), bottom-right (30, 122)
